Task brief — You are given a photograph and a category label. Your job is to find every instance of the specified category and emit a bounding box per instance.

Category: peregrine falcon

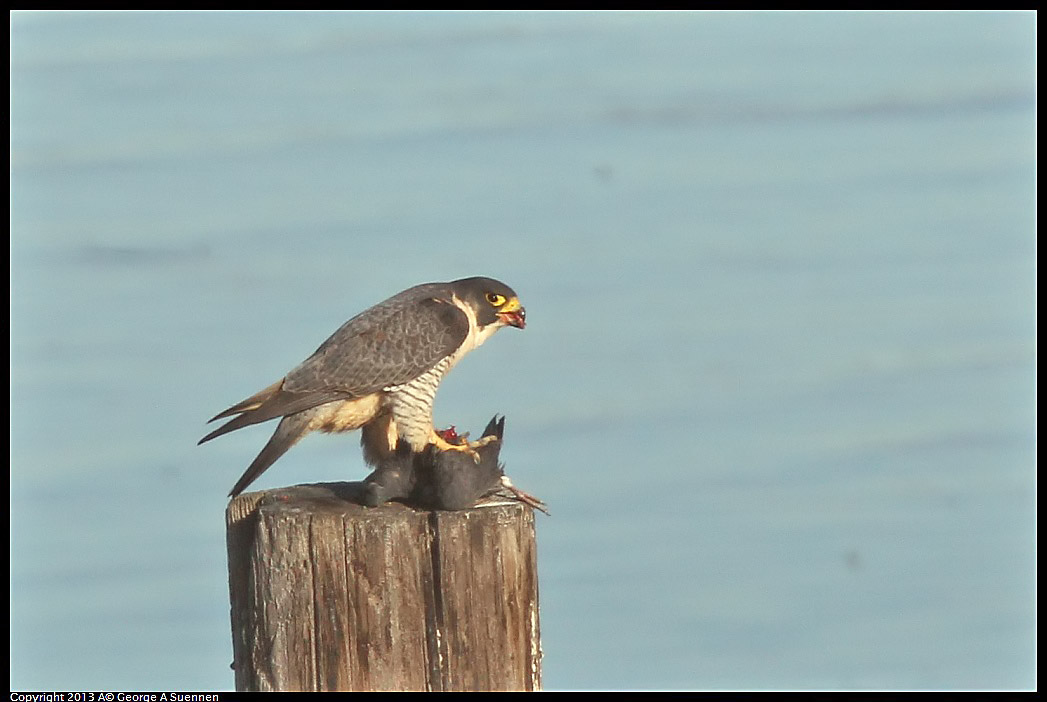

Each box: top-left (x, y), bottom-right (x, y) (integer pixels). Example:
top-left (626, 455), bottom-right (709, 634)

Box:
top-left (199, 276), bottom-right (525, 497)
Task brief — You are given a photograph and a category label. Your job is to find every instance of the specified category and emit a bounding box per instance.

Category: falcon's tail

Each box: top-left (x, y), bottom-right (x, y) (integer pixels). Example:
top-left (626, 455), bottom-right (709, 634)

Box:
top-left (199, 380), bottom-right (284, 445)
top-left (199, 380), bottom-right (342, 445)
top-left (228, 411), bottom-right (316, 497)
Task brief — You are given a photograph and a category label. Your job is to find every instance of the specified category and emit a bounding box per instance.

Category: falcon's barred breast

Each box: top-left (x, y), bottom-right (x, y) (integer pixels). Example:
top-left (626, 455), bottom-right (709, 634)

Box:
top-left (198, 276), bottom-right (525, 497)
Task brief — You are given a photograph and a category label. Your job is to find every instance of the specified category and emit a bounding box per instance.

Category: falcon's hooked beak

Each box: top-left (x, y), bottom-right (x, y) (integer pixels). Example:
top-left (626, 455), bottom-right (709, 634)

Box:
top-left (497, 297), bottom-right (526, 329)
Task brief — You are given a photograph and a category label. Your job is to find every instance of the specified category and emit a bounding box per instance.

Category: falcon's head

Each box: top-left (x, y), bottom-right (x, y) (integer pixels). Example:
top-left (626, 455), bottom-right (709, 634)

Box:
top-left (450, 277), bottom-right (526, 330)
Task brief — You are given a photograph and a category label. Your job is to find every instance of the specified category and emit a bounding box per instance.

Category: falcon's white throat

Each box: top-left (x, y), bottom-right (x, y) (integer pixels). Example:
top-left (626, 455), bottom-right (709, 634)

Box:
top-left (450, 292), bottom-right (505, 365)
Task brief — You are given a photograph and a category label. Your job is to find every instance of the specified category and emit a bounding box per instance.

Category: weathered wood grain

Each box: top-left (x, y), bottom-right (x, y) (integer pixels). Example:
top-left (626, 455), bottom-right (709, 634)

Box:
top-left (227, 483), bottom-right (541, 692)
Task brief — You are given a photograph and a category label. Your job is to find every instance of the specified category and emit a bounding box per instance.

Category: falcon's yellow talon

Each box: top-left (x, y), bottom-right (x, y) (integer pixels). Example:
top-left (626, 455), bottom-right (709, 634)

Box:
top-left (430, 430), bottom-right (497, 463)
top-left (470, 435), bottom-right (498, 450)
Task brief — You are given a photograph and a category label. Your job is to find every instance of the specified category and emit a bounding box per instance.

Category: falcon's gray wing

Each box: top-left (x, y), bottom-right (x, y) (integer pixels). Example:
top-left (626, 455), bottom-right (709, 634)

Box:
top-left (199, 285), bottom-right (469, 444)
top-left (287, 287), bottom-right (469, 396)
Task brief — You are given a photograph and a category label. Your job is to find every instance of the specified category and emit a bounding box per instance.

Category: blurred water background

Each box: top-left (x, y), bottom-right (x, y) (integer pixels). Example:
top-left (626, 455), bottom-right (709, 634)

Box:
top-left (9, 10), bottom-right (1036, 691)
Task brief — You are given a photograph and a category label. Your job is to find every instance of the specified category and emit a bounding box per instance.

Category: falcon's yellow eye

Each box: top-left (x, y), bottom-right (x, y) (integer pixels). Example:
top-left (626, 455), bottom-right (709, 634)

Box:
top-left (486, 293), bottom-right (506, 306)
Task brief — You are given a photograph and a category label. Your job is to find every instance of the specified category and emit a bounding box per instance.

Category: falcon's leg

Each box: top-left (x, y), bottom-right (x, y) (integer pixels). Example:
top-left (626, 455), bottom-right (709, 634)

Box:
top-left (429, 428), bottom-right (497, 462)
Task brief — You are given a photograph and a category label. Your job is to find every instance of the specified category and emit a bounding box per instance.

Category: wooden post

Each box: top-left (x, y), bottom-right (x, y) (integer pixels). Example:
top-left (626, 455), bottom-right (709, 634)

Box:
top-left (226, 483), bottom-right (542, 692)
